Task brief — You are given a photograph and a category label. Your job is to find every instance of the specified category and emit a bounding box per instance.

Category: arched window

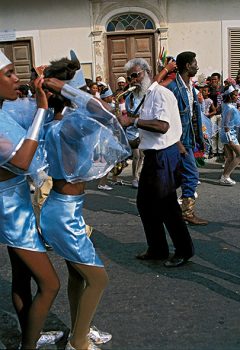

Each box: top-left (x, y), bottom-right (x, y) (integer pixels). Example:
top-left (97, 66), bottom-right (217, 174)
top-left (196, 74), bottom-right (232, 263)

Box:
top-left (106, 13), bottom-right (154, 32)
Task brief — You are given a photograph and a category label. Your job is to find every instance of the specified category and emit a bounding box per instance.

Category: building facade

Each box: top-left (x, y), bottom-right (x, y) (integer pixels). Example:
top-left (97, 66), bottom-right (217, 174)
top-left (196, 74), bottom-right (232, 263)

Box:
top-left (0, 0), bottom-right (240, 85)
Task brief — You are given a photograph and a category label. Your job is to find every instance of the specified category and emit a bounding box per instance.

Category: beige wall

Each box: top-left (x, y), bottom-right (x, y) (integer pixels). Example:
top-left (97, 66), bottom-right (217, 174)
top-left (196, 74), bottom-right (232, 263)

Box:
top-left (167, 0), bottom-right (240, 80)
top-left (1, 0), bottom-right (93, 73)
top-left (167, 0), bottom-right (240, 22)
top-left (39, 27), bottom-right (92, 66)
top-left (167, 21), bottom-right (222, 78)
top-left (2, 0), bottom-right (240, 81)
top-left (0, 0), bottom-right (90, 30)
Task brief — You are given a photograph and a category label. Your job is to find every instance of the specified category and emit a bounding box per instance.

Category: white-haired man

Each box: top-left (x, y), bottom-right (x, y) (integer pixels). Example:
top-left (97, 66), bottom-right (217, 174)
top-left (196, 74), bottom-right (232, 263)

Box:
top-left (119, 58), bottom-right (194, 267)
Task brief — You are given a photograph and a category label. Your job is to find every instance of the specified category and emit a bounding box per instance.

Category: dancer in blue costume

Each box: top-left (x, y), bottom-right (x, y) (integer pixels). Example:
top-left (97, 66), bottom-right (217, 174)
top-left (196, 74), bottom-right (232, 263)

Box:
top-left (219, 85), bottom-right (240, 185)
top-left (0, 51), bottom-right (60, 350)
top-left (41, 55), bottom-right (130, 350)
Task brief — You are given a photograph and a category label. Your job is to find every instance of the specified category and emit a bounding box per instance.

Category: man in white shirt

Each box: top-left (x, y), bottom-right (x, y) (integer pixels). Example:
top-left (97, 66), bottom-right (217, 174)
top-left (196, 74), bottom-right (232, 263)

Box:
top-left (119, 58), bottom-right (194, 267)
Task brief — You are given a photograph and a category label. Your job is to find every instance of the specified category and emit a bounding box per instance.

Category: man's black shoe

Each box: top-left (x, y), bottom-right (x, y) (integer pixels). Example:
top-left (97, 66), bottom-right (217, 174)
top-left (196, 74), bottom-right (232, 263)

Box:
top-left (136, 250), bottom-right (168, 261)
top-left (164, 255), bottom-right (191, 267)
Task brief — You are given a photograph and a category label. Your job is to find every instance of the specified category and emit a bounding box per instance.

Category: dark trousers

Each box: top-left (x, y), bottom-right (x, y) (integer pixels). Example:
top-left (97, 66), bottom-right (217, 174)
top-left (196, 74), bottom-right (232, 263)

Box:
top-left (137, 145), bottom-right (194, 258)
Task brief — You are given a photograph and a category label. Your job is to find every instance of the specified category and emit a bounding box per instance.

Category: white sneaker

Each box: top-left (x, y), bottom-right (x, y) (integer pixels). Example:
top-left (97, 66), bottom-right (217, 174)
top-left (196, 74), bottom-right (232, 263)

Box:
top-left (36, 331), bottom-right (64, 348)
top-left (88, 341), bottom-right (102, 350)
top-left (18, 331), bottom-right (64, 349)
top-left (65, 339), bottom-right (101, 350)
top-left (88, 341), bottom-right (101, 350)
top-left (228, 177), bottom-right (236, 185)
top-left (98, 184), bottom-right (113, 191)
top-left (219, 176), bottom-right (235, 186)
top-left (89, 326), bottom-right (112, 345)
top-left (132, 179), bottom-right (139, 188)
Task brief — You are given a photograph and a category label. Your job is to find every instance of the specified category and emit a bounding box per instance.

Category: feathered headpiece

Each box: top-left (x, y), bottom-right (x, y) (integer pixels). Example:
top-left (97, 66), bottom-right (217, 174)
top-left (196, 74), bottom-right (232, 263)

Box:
top-left (157, 47), bottom-right (168, 68)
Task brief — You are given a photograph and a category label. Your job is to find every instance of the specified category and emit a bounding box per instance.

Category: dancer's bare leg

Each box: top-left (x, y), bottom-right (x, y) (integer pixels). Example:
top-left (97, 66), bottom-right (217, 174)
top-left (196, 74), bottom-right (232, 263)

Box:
top-left (66, 261), bottom-right (85, 332)
top-left (68, 262), bottom-right (108, 350)
top-left (8, 247), bottom-right (60, 350)
top-left (8, 247), bottom-right (32, 332)
top-left (223, 144), bottom-right (240, 178)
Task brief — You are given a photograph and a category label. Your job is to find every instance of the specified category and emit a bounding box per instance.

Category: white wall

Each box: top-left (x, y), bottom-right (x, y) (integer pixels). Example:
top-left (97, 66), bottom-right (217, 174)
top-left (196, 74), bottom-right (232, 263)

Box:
top-left (167, 0), bottom-right (240, 22)
top-left (2, 0), bottom-right (240, 80)
top-left (167, 21), bottom-right (222, 79)
top-left (0, 0), bottom-right (90, 30)
top-left (1, 0), bottom-right (93, 67)
top-left (167, 0), bottom-right (240, 80)
top-left (39, 27), bottom-right (92, 65)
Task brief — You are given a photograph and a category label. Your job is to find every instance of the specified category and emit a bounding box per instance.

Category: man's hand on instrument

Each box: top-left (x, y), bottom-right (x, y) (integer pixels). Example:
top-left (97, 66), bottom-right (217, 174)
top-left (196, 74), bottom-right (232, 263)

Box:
top-left (118, 111), bottom-right (133, 127)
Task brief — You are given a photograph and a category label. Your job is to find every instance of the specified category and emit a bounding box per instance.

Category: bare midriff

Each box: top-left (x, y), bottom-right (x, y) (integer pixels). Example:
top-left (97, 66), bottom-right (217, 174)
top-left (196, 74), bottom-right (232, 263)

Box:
top-left (52, 179), bottom-right (85, 195)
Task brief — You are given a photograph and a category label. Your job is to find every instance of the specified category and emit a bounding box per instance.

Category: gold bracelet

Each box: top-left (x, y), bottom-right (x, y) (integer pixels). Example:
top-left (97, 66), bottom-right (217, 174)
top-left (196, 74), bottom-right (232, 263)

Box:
top-left (164, 67), bottom-right (169, 73)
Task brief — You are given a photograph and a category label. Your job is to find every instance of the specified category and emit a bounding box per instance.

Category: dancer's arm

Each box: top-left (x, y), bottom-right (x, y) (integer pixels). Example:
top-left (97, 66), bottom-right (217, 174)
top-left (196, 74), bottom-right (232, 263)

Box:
top-left (10, 77), bottom-right (48, 170)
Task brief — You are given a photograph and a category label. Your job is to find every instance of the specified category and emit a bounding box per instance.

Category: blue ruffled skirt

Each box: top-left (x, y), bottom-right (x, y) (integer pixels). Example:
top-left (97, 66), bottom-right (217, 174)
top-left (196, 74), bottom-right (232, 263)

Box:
top-left (0, 175), bottom-right (46, 251)
top-left (40, 190), bottom-right (103, 267)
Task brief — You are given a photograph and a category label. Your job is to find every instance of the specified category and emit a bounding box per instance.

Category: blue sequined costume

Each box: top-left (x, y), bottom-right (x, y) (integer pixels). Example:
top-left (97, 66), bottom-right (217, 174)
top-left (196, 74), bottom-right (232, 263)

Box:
top-left (0, 109), bottom-right (46, 251)
top-left (220, 103), bottom-right (240, 145)
top-left (41, 190), bottom-right (103, 266)
top-left (40, 84), bottom-right (131, 266)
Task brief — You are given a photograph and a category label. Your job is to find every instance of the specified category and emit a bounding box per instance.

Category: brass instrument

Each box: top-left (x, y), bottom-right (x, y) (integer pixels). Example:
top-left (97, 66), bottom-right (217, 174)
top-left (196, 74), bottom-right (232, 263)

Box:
top-left (115, 86), bottom-right (136, 118)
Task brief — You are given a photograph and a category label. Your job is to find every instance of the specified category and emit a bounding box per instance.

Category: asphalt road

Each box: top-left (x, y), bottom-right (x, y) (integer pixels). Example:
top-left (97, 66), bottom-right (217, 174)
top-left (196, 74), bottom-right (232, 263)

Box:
top-left (0, 159), bottom-right (240, 350)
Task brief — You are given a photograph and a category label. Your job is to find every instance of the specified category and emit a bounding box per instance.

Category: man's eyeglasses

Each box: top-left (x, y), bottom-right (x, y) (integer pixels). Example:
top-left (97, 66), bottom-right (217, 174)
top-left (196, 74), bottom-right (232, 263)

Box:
top-left (127, 70), bottom-right (144, 82)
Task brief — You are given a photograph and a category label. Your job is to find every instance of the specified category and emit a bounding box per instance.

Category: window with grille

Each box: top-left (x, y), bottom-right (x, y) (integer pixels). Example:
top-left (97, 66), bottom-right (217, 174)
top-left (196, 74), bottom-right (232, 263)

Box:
top-left (229, 28), bottom-right (240, 78)
top-left (106, 13), bottom-right (154, 32)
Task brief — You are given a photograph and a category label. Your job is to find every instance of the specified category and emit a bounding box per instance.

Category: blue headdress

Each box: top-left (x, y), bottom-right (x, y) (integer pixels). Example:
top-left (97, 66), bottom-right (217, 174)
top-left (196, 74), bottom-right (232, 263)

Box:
top-left (67, 50), bottom-right (86, 88)
top-left (100, 85), bottom-right (113, 99)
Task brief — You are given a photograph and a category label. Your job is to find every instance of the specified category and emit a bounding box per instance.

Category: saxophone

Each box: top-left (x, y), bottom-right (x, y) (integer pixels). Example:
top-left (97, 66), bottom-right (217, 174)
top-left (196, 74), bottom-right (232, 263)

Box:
top-left (111, 86), bottom-right (136, 178)
top-left (115, 86), bottom-right (136, 118)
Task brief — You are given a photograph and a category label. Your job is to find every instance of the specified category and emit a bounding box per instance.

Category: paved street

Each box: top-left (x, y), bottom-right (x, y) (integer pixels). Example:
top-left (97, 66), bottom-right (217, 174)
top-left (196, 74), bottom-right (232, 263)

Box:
top-left (0, 160), bottom-right (240, 350)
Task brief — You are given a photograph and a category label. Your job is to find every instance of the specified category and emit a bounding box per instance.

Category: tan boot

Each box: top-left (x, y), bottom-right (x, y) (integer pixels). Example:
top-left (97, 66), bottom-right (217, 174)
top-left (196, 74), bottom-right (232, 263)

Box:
top-left (182, 197), bottom-right (208, 225)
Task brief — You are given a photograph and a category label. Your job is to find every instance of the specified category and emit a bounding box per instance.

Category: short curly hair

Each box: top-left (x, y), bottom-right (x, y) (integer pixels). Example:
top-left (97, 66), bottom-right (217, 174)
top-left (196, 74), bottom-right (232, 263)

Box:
top-left (176, 51), bottom-right (196, 74)
top-left (124, 58), bottom-right (150, 73)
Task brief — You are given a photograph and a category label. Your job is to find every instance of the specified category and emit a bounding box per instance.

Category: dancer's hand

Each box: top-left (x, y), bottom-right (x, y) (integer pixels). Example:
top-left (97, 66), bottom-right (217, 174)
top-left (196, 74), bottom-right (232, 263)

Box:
top-left (44, 78), bottom-right (64, 93)
top-left (165, 59), bottom-right (177, 73)
top-left (34, 77), bottom-right (48, 109)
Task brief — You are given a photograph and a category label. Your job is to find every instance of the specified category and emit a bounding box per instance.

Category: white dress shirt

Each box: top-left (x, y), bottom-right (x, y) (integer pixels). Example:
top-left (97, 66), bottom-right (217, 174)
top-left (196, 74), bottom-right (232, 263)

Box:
top-left (139, 81), bottom-right (182, 150)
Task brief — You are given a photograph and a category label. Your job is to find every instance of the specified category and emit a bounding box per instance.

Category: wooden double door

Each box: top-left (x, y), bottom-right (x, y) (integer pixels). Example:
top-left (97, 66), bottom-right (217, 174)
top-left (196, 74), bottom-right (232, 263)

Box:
top-left (0, 40), bottom-right (33, 83)
top-left (107, 33), bottom-right (156, 90)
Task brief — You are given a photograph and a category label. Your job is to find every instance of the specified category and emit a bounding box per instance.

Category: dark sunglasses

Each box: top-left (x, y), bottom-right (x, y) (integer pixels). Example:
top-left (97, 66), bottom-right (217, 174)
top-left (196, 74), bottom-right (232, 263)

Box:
top-left (127, 70), bottom-right (144, 82)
